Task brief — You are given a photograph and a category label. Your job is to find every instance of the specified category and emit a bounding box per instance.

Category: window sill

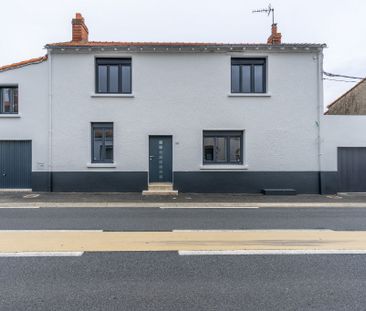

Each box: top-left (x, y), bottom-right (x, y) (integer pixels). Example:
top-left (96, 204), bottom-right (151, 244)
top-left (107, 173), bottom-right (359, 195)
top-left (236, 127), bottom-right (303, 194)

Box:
top-left (200, 164), bottom-right (248, 171)
top-left (87, 162), bottom-right (117, 168)
top-left (228, 93), bottom-right (271, 97)
top-left (0, 114), bottom-right (21, 118)
top-left (91, 93), bottom-right (134, 98)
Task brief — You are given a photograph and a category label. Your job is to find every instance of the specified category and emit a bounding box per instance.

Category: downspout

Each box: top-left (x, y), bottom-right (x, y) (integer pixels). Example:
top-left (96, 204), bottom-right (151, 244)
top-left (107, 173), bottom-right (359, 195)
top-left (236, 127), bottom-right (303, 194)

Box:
top-left (316, 49), bottom-right (324, 194)
top-left (47, 49), bottom-right (53, 191)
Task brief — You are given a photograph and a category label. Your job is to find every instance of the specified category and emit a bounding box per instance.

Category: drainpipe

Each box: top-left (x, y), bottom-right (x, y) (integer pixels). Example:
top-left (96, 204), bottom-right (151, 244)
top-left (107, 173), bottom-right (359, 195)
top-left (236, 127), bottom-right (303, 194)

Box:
top-left (316, 49), bottom-right (324, 194)
top-left (47, 49), bottom-right (53, 192)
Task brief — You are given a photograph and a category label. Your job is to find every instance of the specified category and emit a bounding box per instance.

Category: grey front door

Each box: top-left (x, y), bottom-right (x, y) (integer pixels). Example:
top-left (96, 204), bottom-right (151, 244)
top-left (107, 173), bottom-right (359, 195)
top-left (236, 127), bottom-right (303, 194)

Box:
top-left (338, 147), bottom-right (366, 192)
top-left (149, 136), bottom-right (172, 183)
top-left (0, 140), bottom-right (32, 189)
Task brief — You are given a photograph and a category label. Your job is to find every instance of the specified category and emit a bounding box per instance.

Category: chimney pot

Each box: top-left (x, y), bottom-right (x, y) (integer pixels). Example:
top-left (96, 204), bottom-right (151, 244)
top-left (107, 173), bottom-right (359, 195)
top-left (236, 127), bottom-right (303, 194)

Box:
top-left (267, 23), bottom-right (282, 45)
top-left (72, 13), bottom-right (89, 42)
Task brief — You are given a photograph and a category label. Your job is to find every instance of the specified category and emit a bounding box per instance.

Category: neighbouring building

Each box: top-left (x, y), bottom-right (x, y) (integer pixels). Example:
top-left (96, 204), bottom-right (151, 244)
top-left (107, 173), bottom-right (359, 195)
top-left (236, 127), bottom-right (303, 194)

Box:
top-left (326, 79), bottom-right (366, 115)
top-left (321, 78), bottom-right (366, 193)
top-left (0, 13), bottom-right (335, 194)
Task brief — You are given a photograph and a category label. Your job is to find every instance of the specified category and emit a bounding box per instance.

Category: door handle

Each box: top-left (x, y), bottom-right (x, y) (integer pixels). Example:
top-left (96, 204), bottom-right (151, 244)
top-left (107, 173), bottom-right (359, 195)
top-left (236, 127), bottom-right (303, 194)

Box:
top-left (149, 156), bottom-right (155, 160)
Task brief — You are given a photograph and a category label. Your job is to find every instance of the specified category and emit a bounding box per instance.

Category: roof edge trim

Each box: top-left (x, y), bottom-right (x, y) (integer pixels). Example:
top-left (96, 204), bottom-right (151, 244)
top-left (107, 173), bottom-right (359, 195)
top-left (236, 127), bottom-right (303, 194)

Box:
top-left (45, 41), bottom-right (326, 50)
top-left (0, 55), bottom-right (48, 73)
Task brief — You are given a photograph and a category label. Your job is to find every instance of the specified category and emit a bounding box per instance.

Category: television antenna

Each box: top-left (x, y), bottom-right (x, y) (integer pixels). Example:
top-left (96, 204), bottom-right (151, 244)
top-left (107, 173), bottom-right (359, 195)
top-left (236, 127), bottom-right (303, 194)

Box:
top-left (252, 4), bottom-right (275, 24)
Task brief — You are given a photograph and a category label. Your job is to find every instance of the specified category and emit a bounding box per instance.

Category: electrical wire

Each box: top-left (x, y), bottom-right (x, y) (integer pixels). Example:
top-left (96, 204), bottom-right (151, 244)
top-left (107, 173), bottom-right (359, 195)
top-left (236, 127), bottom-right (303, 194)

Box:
top-left (323, 78), bottom-right (360, 83)
top-left (323, 71), bottom-right (364, 80)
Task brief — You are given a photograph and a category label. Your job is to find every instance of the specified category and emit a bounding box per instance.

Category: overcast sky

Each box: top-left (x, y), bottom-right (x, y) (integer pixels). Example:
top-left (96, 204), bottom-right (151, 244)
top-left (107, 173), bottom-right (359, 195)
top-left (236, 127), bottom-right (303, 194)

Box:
top-left (0, 0), bottom-right (364, 107)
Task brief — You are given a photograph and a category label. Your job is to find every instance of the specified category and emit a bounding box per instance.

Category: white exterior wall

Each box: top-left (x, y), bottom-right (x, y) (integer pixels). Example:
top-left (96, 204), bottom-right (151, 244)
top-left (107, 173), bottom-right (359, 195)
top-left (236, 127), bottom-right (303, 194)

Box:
top-left (321, 116), bottom-right (366, 171)
top-left (50, 50), bottom-right (321, 173)
top-left (0, 62), bottom-right (49, 171)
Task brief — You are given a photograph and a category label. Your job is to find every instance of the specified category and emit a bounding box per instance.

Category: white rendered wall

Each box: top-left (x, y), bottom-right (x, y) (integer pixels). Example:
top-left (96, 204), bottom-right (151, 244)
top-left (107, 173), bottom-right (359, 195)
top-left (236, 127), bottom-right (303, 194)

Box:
top-left (0, 62), bottom-right (49, 171)
top-left (50, 50), bottom-right (321, 172)
top-left (321, 115), bottom-right (366, 171)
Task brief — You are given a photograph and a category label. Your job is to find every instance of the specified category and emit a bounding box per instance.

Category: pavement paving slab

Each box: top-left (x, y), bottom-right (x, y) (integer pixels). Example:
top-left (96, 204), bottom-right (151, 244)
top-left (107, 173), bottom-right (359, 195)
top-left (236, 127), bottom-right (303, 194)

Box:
top-left (1, 191), bottom-right (366, 208)
top-left (1, 191), bottom-right (366, 205)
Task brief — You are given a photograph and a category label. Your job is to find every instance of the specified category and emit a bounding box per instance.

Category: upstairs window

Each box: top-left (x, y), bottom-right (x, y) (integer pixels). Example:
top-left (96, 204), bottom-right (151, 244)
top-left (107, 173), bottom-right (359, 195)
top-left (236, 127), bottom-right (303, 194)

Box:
top-left (91, 123), bottom-right (113, 163)
top-left (0, 87), bottom-right (18, 114)
top-left (203, 131), bottom-right (243, 164)
top-left (96, 58), bottom-right (131, 94)
top-left (231, 58), bottom-right (266, 93)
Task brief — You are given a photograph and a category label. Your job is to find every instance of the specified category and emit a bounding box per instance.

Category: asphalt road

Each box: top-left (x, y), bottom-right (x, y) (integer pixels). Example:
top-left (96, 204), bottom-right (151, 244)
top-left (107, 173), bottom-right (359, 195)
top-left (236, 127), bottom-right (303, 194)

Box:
top-left (1, 252), bottom-right (366, 311)
top-left (2, 207), bottom-right (366, 310)
top-left (1, 207), bottom-right (366, 230)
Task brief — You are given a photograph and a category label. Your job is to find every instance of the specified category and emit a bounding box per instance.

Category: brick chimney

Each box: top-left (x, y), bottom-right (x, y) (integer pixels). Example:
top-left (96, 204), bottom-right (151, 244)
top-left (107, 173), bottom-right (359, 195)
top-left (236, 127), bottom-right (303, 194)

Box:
top-left (72, 13), bottom-right (89, 42)
top-left (267, 23), bottom-right (282, 44)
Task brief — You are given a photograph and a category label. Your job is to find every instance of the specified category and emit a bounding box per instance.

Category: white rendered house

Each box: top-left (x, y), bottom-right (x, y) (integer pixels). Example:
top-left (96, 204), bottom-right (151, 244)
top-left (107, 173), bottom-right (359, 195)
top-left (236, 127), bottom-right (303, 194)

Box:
top-left (0, 13), bottom-right (333, 194)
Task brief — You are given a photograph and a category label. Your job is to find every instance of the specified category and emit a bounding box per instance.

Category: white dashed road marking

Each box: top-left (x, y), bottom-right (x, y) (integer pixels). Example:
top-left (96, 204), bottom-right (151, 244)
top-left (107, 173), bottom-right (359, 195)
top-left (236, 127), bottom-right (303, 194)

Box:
top-left (160, 206), bottom-right (259, 209)
top-left (0, 230), bottom-right (103, 232)
top-left (0, 206), bottom-right (40, 209)
top-left (0, 252), bottom-right (84, 257)
top-left (173, 229), bottom-right (335, 232)
top-left (178, 250), bottom-right (366, 256)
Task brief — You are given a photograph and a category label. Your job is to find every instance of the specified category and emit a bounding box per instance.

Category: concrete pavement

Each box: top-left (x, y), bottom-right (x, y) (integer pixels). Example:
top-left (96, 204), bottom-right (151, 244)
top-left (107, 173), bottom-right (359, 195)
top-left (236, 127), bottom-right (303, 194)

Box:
top-left (1, 191), bottom-right (366, 208)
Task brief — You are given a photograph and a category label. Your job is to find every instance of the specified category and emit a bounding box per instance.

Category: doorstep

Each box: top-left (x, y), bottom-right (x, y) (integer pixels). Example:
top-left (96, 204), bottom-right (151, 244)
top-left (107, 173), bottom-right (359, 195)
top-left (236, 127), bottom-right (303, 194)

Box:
top-left (142, 183), bottom-right (178, 196)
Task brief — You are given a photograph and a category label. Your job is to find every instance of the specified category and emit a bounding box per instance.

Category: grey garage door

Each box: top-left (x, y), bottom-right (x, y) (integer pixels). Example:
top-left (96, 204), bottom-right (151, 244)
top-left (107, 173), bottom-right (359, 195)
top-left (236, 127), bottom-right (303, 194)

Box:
top-left (0, 141), bottom-right (32, 189)
top-left (338, 147), bottom-right (366, 192)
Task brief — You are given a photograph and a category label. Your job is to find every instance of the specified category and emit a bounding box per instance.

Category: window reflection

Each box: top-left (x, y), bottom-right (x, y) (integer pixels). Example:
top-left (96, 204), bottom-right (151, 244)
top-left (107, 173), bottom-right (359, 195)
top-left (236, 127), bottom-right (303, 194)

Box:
top-left (92, 124), bottom-right (113, 163)
top-left (1, 87), bottom-right (18, 114)
top-left (96, 59), bottom-right (132, 94)
top-left (231, 58), bottom-right (266, 93)
top-left (203, 132), bottom-right (243, 165)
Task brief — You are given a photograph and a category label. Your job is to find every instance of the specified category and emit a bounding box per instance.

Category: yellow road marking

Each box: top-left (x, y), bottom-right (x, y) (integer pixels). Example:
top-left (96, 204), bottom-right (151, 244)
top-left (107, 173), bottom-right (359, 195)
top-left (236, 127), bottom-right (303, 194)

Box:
top-left (1, 230), bottom-right (366, 253)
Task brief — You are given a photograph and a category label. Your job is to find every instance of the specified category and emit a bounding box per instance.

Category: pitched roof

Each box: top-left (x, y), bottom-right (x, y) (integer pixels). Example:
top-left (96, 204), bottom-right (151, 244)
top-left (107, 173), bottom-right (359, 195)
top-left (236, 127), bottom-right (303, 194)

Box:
top-left (0, 42), bottom-right (324, 73)
top-left (0, 55), bottom-right (48, 72)
top-left (325, 78), bottom-right (366, 114)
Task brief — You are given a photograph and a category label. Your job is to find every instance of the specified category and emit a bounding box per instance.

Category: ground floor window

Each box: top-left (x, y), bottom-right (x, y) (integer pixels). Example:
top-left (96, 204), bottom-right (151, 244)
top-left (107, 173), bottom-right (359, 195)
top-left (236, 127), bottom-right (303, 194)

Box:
top-left (0, 87), bottom-right (18, 114)
top-left (203, 131), bottom-right (243, 164)
top-left (91, 123), bottom-right (113, 163)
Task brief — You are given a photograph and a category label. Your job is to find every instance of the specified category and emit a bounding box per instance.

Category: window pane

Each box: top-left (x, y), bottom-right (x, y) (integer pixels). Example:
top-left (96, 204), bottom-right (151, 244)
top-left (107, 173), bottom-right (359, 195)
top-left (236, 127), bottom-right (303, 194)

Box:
top-left (108, 66), bottom-right (119, 93)
top-left (2, 89), bottom-right (11, 113)
top-left (231, 65), bottom-right (240, 93)
top-left (254, 65), bottom-right (264, 93)
top-left (230, 137), bottom-right (241, 163)
top-left (12, 88), bottom-right (18, 113)
top-left (203, 137), bottom-right (214, 162)
top-left (203, 132), bottom-right (243, 165)
top-left (104, 128), bottom-right (113, 161)
top-left (98, 65), bottom-right (108, 93)
top-left (121, 65), bottom-right (131, 93)
top-left (216, 137), bottom-right (227, 162)
top-left (241, 65), bottom-right (251, 93)
top-left (93, 128), bottom-right (104, 162)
